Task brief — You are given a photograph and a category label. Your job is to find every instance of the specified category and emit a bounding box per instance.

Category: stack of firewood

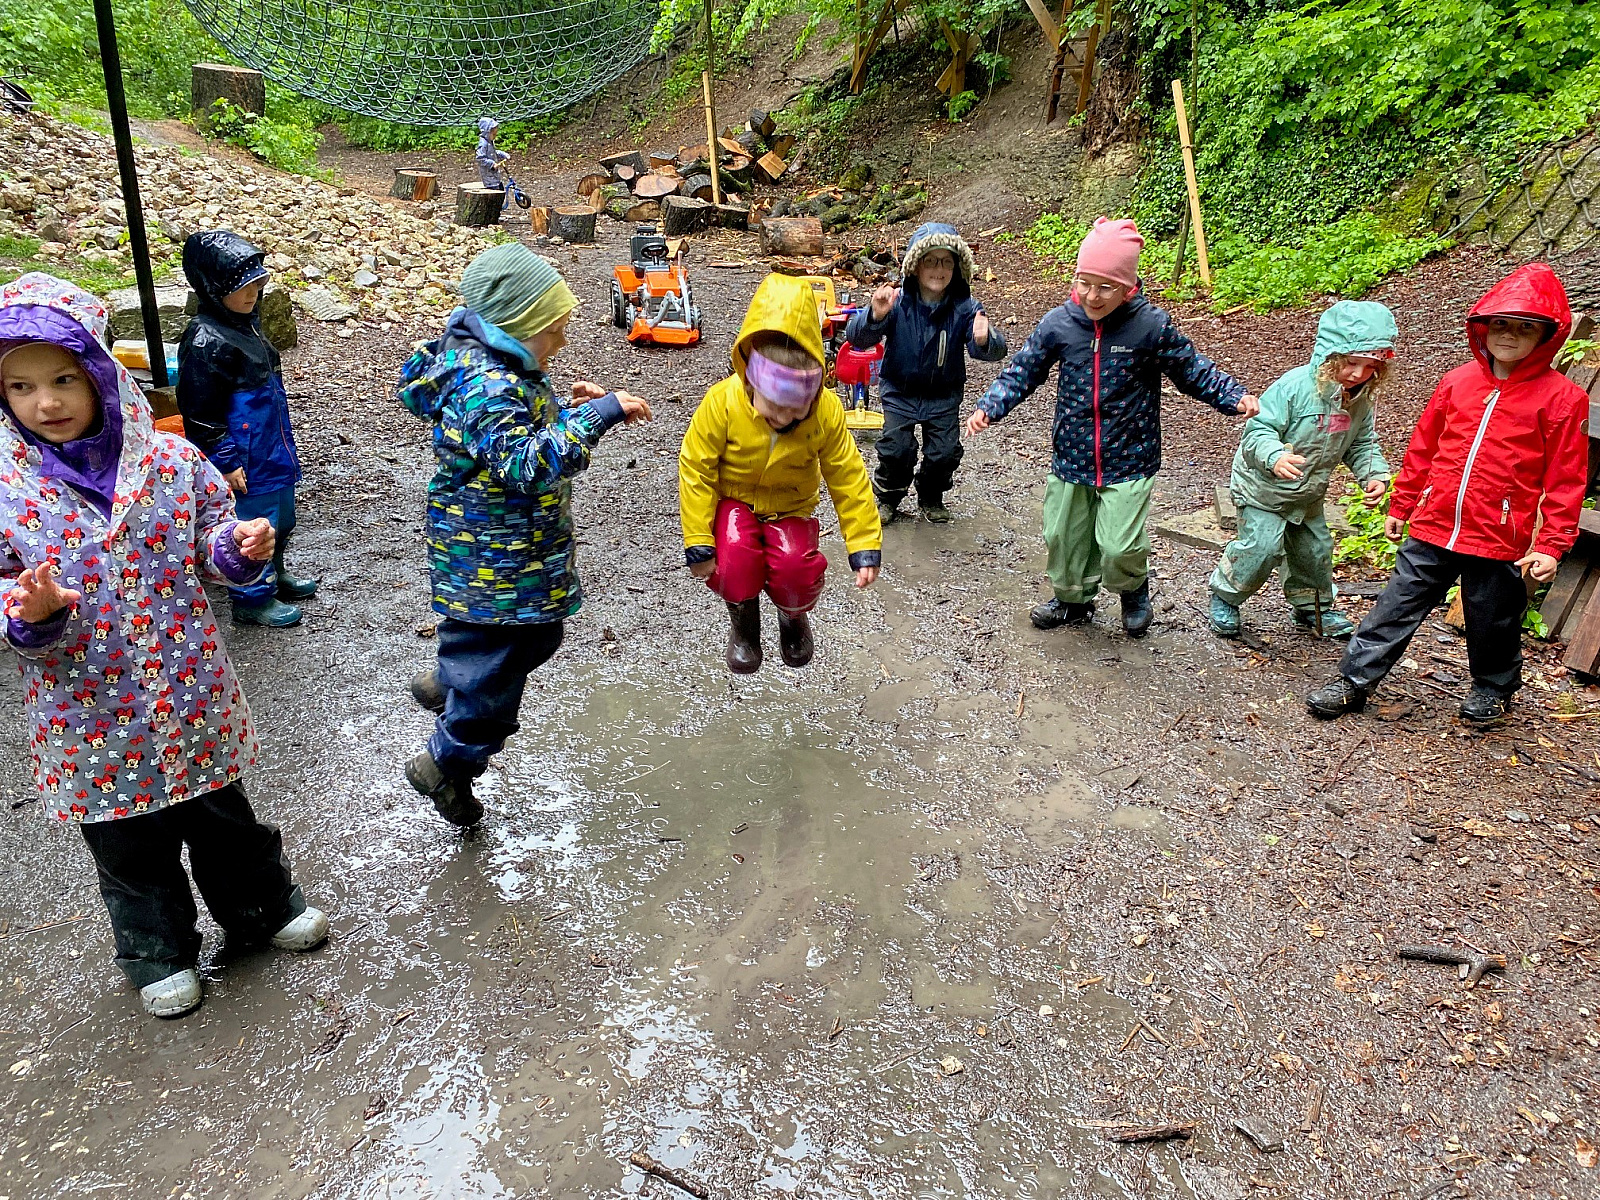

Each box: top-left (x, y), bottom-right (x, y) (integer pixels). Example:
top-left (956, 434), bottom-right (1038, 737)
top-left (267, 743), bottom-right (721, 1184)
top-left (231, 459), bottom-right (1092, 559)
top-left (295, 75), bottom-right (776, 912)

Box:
top-left (562, 109), bottom-right (800, 237)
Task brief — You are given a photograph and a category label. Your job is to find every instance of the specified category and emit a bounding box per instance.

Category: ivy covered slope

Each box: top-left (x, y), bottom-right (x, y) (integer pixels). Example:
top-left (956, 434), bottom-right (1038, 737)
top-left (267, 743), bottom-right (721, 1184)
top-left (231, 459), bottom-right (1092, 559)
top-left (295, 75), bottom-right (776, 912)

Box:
top-left (1038, 0), bottom-right (1600, 309)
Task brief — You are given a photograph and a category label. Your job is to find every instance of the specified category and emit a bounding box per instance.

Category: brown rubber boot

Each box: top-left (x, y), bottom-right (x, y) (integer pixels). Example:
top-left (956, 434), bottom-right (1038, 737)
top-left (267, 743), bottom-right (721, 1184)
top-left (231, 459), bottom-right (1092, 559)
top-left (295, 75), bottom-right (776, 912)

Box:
top-left (777, 610), bottom-right (814, 668)
top-left (726, 600), bottom-right (762, 674)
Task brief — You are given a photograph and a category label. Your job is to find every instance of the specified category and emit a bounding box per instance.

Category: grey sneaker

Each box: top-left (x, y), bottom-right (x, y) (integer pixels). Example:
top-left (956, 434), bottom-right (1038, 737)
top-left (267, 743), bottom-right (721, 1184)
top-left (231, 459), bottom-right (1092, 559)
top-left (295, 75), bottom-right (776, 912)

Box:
top-left (271, 907), bottom-right (329, 951)
top-left (140, 968), bottom-right (202, 1018)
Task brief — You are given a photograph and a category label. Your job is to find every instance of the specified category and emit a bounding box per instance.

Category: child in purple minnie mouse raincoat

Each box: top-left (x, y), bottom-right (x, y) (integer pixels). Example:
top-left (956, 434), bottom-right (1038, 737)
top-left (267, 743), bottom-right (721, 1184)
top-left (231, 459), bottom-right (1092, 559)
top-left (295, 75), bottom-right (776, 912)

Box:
top-left (0, 273), bottom-right (329, 1020)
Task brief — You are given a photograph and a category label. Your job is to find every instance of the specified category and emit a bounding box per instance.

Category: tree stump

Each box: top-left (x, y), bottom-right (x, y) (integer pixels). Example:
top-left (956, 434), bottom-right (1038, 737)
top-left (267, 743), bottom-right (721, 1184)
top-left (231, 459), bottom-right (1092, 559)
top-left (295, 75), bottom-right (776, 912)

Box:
top-left (600, 150), bottom-right (649, 178)
top-left (759, 217), bottom-right (824, 257)
top-left (648, 150), bottom-right (679, 170)
top-left (634, 172), bottom-right (681, 201)
top-left (391, 168), bottom-right (439, 202)
top-left (455, 183), bottom-right (505, 227)
top-left (191, 63), bottom-right (264, 127)
top-left (714, 203), bottom-right (750, 231)
top-left (550, 205), bottom-right (597, 243)
top-left (682, 173), bottom-right (716, 202)
top-left (662, 195), bottom-right (712, 237)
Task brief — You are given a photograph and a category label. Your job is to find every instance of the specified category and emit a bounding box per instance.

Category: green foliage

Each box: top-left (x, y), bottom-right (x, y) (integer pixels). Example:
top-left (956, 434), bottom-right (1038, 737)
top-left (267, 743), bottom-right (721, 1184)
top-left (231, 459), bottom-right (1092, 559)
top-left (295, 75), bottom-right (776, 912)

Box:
top-left (1333, 483), bottom-right (1399, 571)
top-left (1524, 605), bottom-right (1550, 638)
top-left (206, 99), bottom-right (324, 175)
top-left (1556, 337), bottom-right (1598, 368)
top-left (0, 234), bottom-right (42, 260)
top-left (947, 90), bottom-right (980, 121)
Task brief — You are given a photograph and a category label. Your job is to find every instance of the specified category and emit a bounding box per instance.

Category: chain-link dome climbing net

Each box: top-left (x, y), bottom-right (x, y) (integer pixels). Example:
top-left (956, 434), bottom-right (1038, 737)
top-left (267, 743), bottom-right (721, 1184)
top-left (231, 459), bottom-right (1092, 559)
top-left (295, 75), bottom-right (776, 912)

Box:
top-left (181, 0), bottom-right (660, 126)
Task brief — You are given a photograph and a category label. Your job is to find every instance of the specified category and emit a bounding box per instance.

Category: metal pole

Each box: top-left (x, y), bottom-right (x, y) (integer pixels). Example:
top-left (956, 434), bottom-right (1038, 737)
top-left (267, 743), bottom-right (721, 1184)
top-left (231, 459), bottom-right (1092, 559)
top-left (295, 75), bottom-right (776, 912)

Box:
top-left (92, 0), bottom-right (168, 388)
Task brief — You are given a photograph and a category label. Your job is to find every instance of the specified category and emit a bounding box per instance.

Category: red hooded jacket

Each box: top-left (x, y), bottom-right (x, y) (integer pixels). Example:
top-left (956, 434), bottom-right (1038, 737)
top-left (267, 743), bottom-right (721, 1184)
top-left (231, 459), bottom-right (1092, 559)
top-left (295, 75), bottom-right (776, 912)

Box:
top-left (1389, 263), bottom-right (1590, 561)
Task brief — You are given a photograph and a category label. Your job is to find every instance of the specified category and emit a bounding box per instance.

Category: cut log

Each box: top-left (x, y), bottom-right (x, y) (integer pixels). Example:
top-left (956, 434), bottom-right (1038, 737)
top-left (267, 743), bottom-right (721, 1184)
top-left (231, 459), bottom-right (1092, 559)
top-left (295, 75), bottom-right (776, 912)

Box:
top-left (722, 156), bottom-right (755, 188)
top-left (599, 150), bottom-right (649, 178)
top-left (455, 183), bottom-right (505, 227)
top-left (735, 130), bottom-right (763, 155)
top-left (755, 152), bottom-right (788, 184)
top-left (624, 200), bottom-right (663, 223)
top-left (528, 206), bottom-right (550, 236)
top-left (769, 133), bottom-right (796, 159)
top-left (614, 163), bottom-right (637, 186)
top-left (648, 150), bottom-right (679, 170)
top-left (682, 143), bottom-right (709, 165)
top-left (390, 168), bottom-right (439, 202)
top-left (192, 63), bottom-right (264, 127)
top-left (714, 203), bottom-right (750, 231)
top-left (682, 172), bottom-right (716, 202)
top-left (662, 195), bottom-right (712, 237)
top-left (718, 136), bottom-right (746, 157)
top-left (633, 172), bottom-right (682, 200)
top-left (550, 205), bottom-right (597, 243)
top-left (592, 183), bottom-right (629, 214)
top-left (759, 216), bottom-right (824, 257)
top-left (749, 109), bottom-right (777, 138)
top-left (576, 172), bottom-right (611, 199)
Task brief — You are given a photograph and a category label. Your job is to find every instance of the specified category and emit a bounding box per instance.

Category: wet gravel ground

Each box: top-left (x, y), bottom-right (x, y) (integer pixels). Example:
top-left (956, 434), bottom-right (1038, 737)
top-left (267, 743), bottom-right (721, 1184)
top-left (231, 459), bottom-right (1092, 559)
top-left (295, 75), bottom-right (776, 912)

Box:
top-left (0, 215), bottom-right (1597, 1200)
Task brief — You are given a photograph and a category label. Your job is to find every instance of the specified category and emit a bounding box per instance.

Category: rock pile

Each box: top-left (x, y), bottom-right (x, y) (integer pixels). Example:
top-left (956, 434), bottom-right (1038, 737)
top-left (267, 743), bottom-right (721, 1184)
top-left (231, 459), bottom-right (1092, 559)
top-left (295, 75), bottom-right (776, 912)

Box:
top-left (0, 107), bottom-right (506, 327)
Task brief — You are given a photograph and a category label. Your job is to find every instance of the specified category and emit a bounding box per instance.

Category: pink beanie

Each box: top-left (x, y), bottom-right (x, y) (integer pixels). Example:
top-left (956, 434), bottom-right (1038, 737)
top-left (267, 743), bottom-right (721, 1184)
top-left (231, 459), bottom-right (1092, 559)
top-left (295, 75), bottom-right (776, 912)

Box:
top-left (1075, 217), bottom-right (1144, 289)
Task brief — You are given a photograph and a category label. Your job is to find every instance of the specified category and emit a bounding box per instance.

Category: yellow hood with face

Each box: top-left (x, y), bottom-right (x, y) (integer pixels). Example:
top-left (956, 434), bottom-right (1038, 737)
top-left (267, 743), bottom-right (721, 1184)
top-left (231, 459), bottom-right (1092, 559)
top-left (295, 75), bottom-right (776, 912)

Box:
top-left (729, 273), bottom-right (828, 387)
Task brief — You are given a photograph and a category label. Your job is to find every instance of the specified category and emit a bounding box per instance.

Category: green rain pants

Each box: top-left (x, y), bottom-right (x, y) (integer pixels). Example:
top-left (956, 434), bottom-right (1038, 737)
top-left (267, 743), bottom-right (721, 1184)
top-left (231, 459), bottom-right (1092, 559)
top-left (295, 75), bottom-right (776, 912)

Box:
top-left (1043, 475), bottom-right (1157, 603)
top-left (1208, 502), bottom-right (1335, 614)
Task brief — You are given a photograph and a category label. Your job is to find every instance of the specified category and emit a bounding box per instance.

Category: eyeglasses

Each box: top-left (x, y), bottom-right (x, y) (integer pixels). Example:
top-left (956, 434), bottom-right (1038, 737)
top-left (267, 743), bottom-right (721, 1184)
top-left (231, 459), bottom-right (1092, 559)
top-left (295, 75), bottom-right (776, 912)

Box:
top-left (1073, 277), bottom-right (1127, 299)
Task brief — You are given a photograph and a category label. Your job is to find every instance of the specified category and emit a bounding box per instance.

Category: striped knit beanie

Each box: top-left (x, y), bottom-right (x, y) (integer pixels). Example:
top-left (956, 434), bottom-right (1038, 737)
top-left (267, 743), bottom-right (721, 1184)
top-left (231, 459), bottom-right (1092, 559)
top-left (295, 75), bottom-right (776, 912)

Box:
top-left (460, 242), bottom-right (576, 338)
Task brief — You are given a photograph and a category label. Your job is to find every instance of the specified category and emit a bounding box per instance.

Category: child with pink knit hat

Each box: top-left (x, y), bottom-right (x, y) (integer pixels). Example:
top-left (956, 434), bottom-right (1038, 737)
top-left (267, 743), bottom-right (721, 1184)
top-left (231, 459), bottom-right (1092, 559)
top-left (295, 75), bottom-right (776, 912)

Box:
top-left (967, 217), bottom-right (1258, 636)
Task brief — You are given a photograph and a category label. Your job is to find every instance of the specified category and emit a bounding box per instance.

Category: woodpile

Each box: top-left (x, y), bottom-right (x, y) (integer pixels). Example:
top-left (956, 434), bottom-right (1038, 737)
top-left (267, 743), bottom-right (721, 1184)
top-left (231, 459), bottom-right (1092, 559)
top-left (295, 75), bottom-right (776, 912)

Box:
top-left (564, 108), bottom-right (804, 236)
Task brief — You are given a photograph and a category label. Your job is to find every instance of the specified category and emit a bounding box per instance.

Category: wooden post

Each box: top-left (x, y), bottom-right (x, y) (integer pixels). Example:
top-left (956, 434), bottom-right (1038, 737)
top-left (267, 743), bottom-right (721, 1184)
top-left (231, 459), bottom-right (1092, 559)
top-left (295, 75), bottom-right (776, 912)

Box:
top-left (702, 0), bottom-right (723, 206)
top-left (1172, 78), bottom-right (1211, 285)
top-left (1075, 0), bottom-right (1106, 115)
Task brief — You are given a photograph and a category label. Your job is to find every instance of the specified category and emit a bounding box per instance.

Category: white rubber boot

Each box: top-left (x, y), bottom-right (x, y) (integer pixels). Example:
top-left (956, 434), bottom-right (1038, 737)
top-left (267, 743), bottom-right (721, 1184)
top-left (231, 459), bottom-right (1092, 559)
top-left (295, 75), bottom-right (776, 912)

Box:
top-left (140, 968), bottom-right (202, 1018)
top-left (271, 907), bottom-right (329, 951)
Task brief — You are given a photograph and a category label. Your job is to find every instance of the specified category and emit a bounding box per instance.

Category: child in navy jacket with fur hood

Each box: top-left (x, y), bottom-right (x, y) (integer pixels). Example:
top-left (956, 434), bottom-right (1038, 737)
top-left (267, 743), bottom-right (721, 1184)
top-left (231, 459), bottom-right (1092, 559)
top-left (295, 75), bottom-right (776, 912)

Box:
top-left (968, 218), bottom-right (1258, 636)
top-left (844, 222), bottom-right (1006, 523)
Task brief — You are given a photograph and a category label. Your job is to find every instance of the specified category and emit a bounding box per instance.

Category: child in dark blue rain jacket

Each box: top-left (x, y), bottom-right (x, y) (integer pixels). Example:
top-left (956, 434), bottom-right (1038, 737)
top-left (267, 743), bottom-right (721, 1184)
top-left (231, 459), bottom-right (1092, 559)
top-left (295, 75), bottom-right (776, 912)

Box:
top-left (843, 222), bottom-right (1006, 523)
top-left (177, 231), bottom-right (318, 628)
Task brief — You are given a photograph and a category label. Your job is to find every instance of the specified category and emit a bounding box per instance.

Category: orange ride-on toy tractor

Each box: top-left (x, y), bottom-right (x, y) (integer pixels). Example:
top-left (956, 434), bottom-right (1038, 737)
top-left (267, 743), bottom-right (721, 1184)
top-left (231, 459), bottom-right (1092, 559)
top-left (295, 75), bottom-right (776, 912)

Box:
top-left (610, 224), bottom-right (701, 347)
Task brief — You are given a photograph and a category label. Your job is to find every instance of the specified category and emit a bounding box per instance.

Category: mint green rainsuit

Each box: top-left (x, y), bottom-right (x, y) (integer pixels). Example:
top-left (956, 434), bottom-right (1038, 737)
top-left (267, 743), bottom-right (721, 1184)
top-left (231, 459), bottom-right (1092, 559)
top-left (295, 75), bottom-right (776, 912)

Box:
top-left (1209, 300), bottom-right (1397, 616)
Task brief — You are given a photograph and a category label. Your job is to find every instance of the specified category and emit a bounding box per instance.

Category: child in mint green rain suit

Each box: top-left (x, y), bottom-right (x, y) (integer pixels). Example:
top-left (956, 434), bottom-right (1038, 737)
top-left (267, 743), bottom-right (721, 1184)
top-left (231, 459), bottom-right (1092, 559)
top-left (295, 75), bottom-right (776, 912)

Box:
top-left (1209, 300), bottom-right (1398, 640)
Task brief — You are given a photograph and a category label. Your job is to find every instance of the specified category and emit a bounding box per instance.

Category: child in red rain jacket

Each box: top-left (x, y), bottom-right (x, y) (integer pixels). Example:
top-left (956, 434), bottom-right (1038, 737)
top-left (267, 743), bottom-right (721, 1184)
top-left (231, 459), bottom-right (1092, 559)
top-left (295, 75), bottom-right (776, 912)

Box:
top-left (1307, 263), bottom-right (1590, 724)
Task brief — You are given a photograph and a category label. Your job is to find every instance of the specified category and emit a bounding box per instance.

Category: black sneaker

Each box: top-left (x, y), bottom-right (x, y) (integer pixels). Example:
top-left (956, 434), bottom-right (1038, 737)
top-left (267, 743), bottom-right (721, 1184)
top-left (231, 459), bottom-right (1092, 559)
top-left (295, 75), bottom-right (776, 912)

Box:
top-left (1459, 687), bottom-right (1511, 724)
top-left (406, 750), bottom-right (484, 827)
top-left (1030, 598), bottom-right (1095, 630)
top-left (410, 670), bottom-right (445, 715)
top-left (1306, 676), bottom-right (1367, 719)
top-left (1120, 580), bottom-right (1153, 637)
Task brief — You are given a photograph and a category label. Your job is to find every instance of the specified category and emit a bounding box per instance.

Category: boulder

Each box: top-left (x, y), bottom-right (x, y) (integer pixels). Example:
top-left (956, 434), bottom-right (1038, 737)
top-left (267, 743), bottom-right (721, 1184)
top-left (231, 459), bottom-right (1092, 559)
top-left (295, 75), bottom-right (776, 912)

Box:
top-left (108, 284), bottom-right (195, 342)
top-left (259, 282), bottom-right (297, 350)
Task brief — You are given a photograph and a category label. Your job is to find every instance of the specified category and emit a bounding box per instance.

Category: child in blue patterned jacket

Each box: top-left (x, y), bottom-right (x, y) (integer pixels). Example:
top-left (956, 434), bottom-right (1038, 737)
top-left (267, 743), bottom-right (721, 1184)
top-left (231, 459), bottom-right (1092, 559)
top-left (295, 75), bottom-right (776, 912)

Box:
top-left (966, 217), bottom-right (1258, 636)
top-left (398, 243), bottom-right (651, 828)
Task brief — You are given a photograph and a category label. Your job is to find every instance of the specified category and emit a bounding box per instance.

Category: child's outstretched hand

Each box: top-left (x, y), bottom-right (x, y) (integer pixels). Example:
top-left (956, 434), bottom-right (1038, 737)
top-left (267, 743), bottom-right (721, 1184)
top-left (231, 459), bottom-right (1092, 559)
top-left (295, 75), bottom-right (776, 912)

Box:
top-left (1516, 551), bottom-right (1559, 584)
top-left (688, 558), bottom-right (716, 580)
top-left (616, 391), bottom-right (654, 425)
top-left (5, 563), bottom-right (81, 625)
top-left (1236, 394), bottom-right (1261, 418)
top-left (870, 284), bottom-right (900, 320)
top-left (1272, 451), bottom-right (1308, 481)
top-left (972, 311), bottom-right (991, 347)
top-left (233, 518), bottom-right (276, 563)
top-left (1362, 477), bottom-right (1389, 507)
top-left (571, 381), bottom-right (608, 401)
top-left (855, 565), bottom-right (879, 589)
top-left (965, 409), bottom-right (991, 436)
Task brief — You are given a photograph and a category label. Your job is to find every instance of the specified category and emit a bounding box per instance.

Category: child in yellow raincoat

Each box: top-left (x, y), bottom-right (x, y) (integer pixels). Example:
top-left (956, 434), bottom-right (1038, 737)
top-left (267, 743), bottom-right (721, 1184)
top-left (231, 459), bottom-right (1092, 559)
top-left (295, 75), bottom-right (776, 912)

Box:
top-left (679, 274), bottom-right (882, 674)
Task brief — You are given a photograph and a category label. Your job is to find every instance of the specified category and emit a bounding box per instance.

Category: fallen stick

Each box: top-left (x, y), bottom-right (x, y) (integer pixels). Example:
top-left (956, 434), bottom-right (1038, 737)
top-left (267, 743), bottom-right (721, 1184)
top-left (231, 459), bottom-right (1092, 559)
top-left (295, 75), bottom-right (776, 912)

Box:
top-left (1396, 944), bottom-right (1506, 988)
top-left (1299, 1080), bottom-right (1327, 1133)
top-left (629, 1150), bottom-right (710, 1198)
top-left (1104, 1121), bottom-right (1197, 1143)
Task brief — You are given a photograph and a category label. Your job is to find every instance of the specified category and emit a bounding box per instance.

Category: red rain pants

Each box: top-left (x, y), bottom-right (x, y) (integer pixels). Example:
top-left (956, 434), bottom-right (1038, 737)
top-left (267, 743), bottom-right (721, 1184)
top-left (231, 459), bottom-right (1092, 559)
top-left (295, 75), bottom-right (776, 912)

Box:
top-left (705, 499), bottom-right (827, 615)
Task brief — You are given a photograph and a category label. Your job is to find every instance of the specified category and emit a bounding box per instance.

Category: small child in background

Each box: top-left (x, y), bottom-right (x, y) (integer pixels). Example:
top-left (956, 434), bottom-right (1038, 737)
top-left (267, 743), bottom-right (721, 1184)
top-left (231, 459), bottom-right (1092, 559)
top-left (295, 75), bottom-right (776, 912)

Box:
top-left (1308, 263), bottom-right (1589, 724)
top-left (843, 222), bottom-right (1007, 524)
top-left (967, 217), bottom-right (1258, 637)
top-left (178, 231), bottom-right (319, 629)
top-left (476, 117), bottom-right (509, 190)
top-left (679, 273), bottom-right (882, 674)
top-left (400, 243), bottom-right (651, 827)
top-left (1209, 300), bottom-right (1398, 640)
top-left (1, 273), bottom-right (327, 1020)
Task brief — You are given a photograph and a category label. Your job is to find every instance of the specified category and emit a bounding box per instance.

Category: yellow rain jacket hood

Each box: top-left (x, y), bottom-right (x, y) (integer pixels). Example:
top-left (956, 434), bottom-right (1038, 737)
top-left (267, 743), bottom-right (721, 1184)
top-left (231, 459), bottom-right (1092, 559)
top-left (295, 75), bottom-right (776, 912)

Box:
top-left (679, 274), bottom-right (881, 557)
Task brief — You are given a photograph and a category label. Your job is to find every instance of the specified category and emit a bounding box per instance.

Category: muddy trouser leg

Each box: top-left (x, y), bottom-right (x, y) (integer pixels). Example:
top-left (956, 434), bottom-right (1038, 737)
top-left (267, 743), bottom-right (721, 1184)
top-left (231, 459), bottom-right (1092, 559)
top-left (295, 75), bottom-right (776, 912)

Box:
top-left (913, 410), bottom-right (964, 506)
top-left (1459, 555), bottom-right (1526, 696)
top-left (873, 410), bottom-right (919, 508)
top-left (1093, 476), bottom-right (1157, 595)
top-left (1208, 503), bottom-right (1288, 608)
top-left (1043, 476), bottom-right (1100, 603)
top-left (80, 809), bottom-right (203, 989)
top-left (761, 515), bottom-right (827, 615)
top-left (182, 783), bottom-right (305, 942)
top-left (429, 619), bottom-right (566, 779)
top-left (1339, 539), bottom-right (1459, 691)
top-left (1280, 508), bottom-right (1336, 617)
